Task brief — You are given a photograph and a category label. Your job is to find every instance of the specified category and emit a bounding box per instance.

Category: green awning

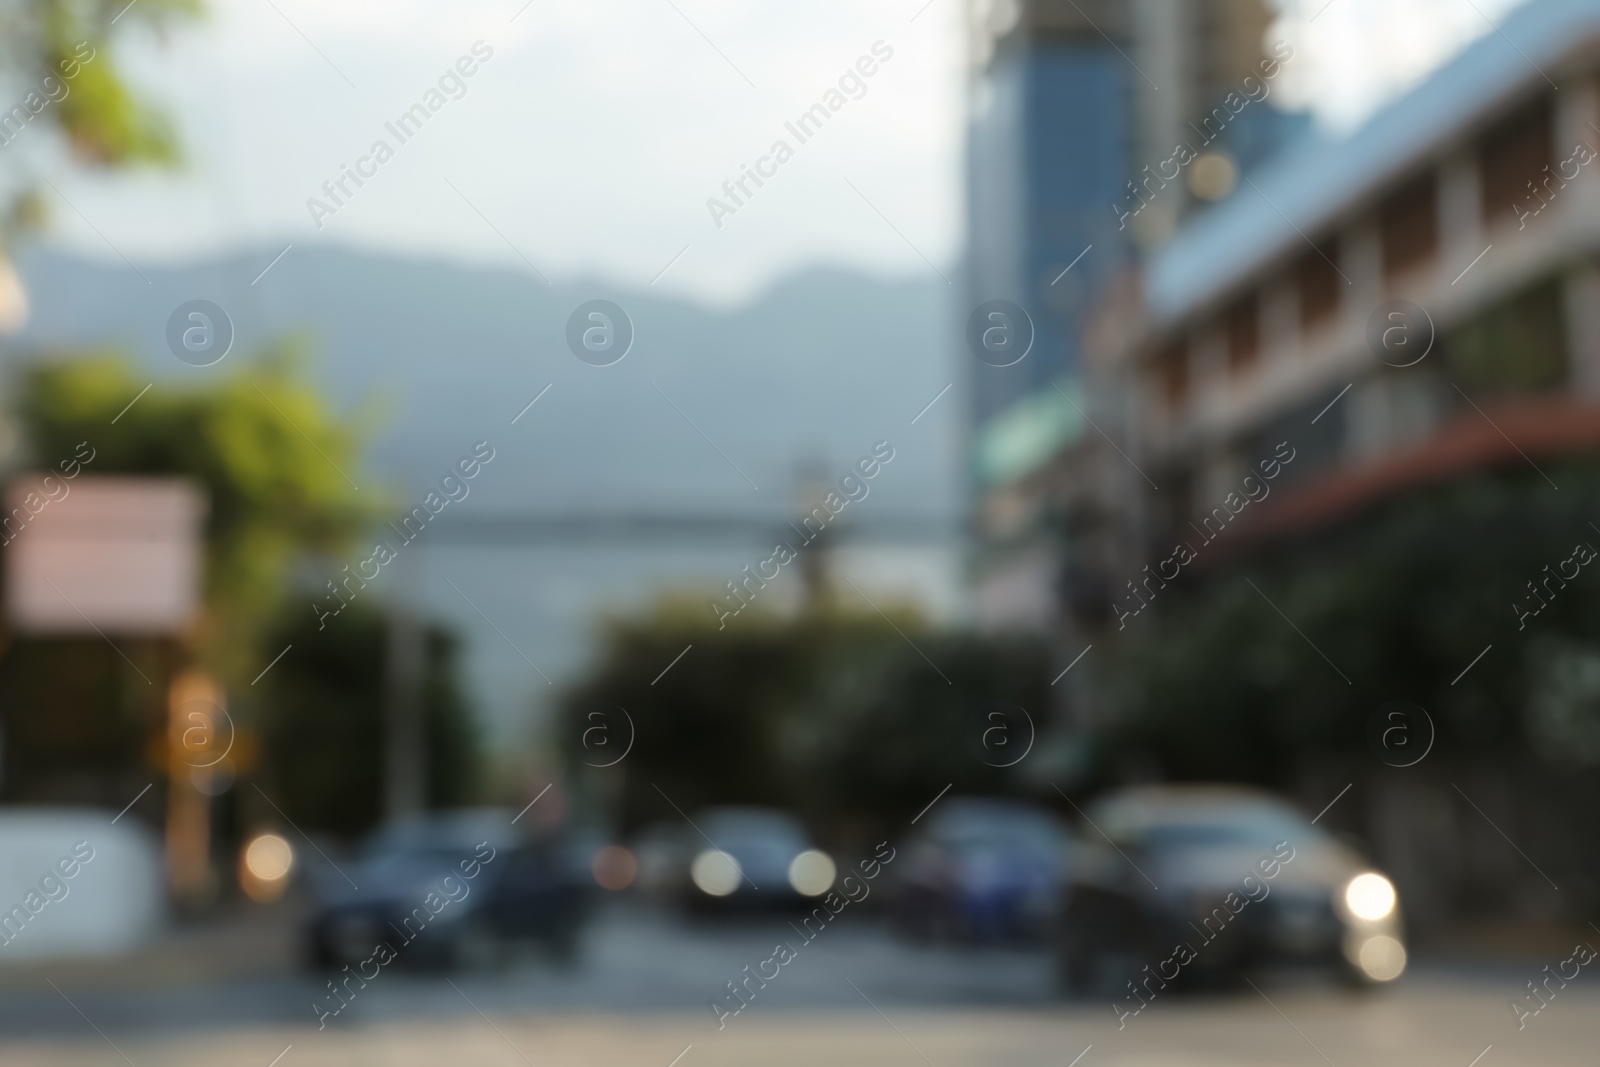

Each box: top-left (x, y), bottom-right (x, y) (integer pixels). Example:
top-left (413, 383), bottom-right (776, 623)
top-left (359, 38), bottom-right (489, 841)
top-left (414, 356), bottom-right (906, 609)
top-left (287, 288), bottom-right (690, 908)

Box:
top-left (973, 379), bottom-right (1085, 486)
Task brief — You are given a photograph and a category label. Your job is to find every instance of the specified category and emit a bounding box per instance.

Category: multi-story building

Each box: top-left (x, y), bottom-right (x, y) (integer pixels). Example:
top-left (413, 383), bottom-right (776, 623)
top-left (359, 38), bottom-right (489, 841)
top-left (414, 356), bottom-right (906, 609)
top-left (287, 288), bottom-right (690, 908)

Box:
top-left (1079, 0), bottom-right (1600, 602)
top-left (967, 0), bottom-right (1295, 627)
top-left (965, 0), bottom-right (1132, 430)
top-left (989, 0), bottom-right (1600, 925)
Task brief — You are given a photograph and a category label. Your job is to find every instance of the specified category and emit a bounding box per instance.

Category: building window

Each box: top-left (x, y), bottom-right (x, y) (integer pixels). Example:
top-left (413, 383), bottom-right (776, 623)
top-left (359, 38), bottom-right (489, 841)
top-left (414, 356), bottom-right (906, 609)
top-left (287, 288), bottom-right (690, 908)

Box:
top-left (1226, 295), bottom-right (1259, 373)
top-left (1297, 238), bottom-right (1341, 330)
top-left (1157, 339), bottom-right (1188, 409)
top-left (1444, 277), bottom-right (1567, 393)
top-left (1380, 172), bottom-right (1438, 281)
top-left (1249, 387), bottom-right (1346, 492)
top-left (1480, 95), bottom-right (1553, 223)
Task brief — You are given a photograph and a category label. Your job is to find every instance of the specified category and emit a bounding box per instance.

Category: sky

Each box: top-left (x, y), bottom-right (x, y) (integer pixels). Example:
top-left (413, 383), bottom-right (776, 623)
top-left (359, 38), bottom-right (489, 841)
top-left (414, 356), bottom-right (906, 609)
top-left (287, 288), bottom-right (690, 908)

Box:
top-left (1271, 0), bottom-right (1532, 130)
top-left (31, 0), bottom-right (963, 307)
top-left (14, 0), bottom-right (1531, 306)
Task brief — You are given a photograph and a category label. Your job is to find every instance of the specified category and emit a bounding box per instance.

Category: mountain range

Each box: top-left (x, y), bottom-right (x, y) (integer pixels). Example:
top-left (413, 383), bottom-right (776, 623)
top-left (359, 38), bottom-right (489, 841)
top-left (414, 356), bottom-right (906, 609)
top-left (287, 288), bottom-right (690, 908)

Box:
top-left (3, 243), bottom-right (962, 741)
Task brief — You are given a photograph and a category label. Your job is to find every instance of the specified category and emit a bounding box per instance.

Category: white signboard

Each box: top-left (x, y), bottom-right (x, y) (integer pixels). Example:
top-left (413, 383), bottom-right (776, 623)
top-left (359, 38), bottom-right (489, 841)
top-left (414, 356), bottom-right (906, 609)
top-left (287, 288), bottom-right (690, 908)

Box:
top-left (4, 476), bottom-right (204, 634)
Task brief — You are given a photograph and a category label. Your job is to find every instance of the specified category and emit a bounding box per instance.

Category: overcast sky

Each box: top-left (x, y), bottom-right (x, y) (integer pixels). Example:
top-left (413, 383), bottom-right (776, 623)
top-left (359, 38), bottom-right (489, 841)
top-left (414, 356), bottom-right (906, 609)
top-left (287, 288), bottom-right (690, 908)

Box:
top-left (18, 0), bottom-right (1528, 306)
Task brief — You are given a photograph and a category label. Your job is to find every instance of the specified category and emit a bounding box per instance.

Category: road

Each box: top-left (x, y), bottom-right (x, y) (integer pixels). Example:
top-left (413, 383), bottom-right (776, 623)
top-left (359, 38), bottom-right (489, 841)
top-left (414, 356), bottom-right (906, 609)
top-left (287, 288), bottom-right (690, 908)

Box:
top-left (0, 903), bottom-right (1588, 1065)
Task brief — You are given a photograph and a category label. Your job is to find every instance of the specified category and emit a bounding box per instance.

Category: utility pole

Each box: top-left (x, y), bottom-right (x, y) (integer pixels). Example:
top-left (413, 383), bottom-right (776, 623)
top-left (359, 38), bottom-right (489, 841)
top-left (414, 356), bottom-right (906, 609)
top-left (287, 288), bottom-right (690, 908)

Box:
top-left (166, 668), bottom-right (223, 907)
top-left (792, 459), bottom-right (834, 613)
top-left (384, 549), bottom-right (426, 820)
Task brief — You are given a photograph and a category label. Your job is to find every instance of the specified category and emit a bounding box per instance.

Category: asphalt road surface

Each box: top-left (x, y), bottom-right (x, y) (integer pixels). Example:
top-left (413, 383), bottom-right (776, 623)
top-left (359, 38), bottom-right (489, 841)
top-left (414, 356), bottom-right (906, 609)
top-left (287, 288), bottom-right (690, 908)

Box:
top-left (0, 903), bottom-right (1587, 1066)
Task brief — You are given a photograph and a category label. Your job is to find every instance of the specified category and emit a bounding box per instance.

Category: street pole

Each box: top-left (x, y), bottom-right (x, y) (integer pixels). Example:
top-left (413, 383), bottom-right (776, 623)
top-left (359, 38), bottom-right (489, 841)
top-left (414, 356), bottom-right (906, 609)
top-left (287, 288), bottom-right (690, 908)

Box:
top-left (166, 668), bottom-right (222, 907)
top-left (384, 547), bottom-right (425, 820)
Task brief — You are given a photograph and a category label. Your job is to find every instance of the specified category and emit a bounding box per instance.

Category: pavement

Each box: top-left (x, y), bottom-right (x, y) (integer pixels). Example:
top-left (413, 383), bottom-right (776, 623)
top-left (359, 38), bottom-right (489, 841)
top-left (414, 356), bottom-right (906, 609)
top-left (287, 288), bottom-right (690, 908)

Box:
top-left (0, 899), bottom-right (1593, 1065)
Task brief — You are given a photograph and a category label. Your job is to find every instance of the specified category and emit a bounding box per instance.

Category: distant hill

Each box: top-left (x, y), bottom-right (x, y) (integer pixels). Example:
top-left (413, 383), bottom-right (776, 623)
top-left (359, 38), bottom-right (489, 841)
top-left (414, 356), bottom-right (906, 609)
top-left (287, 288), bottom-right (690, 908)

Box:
top-left (3, 243), bottom-right (962, 742)
top-left (8, 244), bottom-right (959, 515)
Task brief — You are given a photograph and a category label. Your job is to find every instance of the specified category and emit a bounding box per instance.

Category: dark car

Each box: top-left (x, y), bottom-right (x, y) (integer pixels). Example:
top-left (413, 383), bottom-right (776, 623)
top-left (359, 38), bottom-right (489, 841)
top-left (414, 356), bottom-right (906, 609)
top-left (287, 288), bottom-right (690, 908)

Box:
top-left (1056, 786), bottom-right (1405, 997)
top-left (891, 797), bottom-right (1071, 944)
top-left (640, 806), bottom-right (837, 914)
top-left (306, 808), bottom-right (589, 970)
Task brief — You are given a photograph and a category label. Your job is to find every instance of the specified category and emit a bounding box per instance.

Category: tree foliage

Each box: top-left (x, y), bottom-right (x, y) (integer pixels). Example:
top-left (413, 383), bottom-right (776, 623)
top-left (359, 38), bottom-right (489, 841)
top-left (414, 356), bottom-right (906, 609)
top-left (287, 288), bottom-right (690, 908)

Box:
top-left (0, 0), bottom-right (201, 234)
top-left (17, 348), bottom-right (371, 686)
top-left (12, 351), bottom-right (483, 833)
top-left (257, 602), bottom-right (480, 839)
top-left (557, 597), bottom-right (1052, 840)
top-left (1101, 461), bottom-right (1600, 782)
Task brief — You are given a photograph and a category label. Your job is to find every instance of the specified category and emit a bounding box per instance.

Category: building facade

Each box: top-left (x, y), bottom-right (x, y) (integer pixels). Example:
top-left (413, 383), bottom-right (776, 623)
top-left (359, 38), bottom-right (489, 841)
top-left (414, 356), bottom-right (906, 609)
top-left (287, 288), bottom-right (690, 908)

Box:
top-left (1090, 0), bottom-right (1600, 610)
top-left (966, 0), bottom-right (1293, 630)
top-left (990, 0), bottom-right (1600, 926)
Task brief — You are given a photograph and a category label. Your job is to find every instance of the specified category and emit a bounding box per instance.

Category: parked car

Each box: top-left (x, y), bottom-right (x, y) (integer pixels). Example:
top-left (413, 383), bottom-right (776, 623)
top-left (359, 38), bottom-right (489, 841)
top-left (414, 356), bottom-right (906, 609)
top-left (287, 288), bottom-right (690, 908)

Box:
top-left (891, 797), bottom-right (1071, 944)
top-left (1056, 785), bottom-right (1405, 995)
top-left (637, 806), bottom-right (836, 914)
top-left (306, 808), bottom-right (589, 970)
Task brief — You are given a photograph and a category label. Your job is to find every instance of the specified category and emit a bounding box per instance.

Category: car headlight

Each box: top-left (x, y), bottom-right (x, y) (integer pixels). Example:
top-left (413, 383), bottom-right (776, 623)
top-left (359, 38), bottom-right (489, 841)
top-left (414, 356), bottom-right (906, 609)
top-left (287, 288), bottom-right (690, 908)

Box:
top-left (240, 833), bottom-right (294, 903)
top-left (1344, 872), bottom-right (1396, 921)
top-left (1353, 934), bottom-right (1407, 981)
top-left (690, 850), bottom-right (742, 896)
top-left (787, 850), bottom-right (835, 896)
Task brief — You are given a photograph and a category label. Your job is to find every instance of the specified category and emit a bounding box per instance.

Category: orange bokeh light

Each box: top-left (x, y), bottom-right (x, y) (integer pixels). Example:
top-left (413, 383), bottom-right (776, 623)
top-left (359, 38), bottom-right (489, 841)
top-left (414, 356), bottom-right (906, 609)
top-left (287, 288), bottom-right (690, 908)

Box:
top-left (591, 845), bottom-right (637, 891)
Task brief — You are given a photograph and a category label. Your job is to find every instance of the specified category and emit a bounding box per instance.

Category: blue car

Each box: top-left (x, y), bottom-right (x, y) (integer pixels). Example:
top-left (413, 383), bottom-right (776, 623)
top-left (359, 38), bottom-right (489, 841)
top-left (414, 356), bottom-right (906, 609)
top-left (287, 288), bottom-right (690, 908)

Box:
top-left (891, 798), bottom-right (1071, 944)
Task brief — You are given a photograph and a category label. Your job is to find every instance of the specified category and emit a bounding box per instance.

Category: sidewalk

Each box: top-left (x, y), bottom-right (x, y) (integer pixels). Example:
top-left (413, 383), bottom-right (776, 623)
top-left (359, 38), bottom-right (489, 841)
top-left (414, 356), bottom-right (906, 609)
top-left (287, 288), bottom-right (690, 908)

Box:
top-left (0, 896), bottom-right (305, 993)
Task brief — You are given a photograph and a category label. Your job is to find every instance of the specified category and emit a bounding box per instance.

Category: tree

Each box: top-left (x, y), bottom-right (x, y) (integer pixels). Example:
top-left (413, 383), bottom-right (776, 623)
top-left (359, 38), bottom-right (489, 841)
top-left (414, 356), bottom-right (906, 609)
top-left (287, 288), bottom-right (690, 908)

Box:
top-left (1102, 461), bottom-right (1600, 781)
top-left (12, 349), bottom-right (483, 848)
top-left (257, 602), bottom-right (480, 839)
top-left (18, 347), bottom-right (371, 686)
top-left (0, 0), bottom-right (201, 235)
top-left (557, 597), bottom-right (1053, 843)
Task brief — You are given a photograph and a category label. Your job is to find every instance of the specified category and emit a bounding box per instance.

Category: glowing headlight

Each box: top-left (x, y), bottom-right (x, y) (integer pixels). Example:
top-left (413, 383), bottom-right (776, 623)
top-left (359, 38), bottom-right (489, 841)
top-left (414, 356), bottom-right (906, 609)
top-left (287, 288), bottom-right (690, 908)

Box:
top-left (240, 833), bottom-right (294, 903)
top-left (1354, 934), bottom-right (1407, 981)
top-left (690, 850), bottom-right (742, 896)
top-left (1344, 872), bottom-right (1397, 921)
top-left (787, 850), bottom-right (836, 896)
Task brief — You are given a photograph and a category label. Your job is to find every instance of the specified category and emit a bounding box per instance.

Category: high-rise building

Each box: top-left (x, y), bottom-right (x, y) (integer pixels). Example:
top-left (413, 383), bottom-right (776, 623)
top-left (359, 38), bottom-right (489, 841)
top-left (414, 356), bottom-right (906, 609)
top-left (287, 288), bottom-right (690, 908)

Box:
top-left (966, 0), bottom-right (1133, 431)
top-left (966, 0), bottom-right (1293, 627)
